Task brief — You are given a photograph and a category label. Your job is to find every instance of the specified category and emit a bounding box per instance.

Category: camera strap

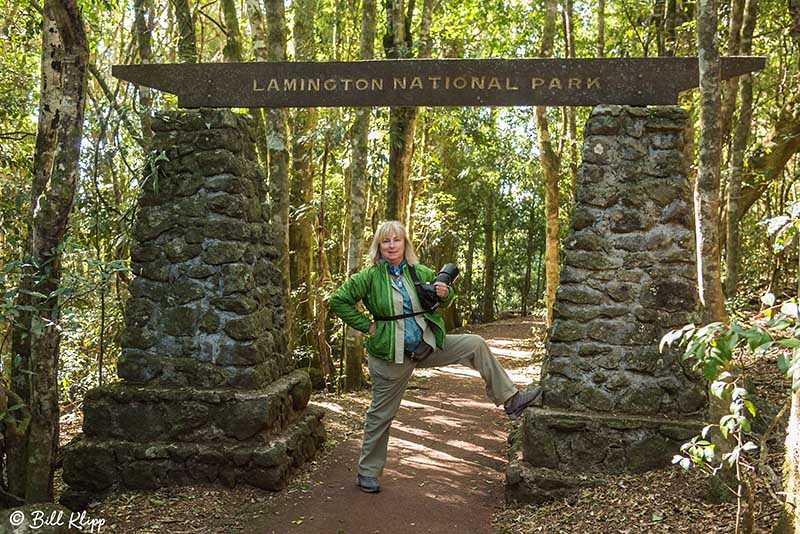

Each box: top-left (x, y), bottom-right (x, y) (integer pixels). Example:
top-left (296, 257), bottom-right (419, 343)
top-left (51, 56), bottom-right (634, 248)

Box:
top-left (373, 265), bottom-right (438, 321)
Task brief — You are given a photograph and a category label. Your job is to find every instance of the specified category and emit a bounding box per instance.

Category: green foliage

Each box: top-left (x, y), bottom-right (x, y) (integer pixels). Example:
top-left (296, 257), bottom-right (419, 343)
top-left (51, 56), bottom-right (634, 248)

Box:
top-left (662, 292), bottom-right (799, 529)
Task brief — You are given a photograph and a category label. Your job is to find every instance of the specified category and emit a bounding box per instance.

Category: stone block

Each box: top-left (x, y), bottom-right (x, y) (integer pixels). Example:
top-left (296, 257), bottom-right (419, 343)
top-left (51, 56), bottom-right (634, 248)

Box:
top-left (62, 407), bottom-right (324, 507)
top-left (224, 308), bottom-right (273, 341)
top-left (571, 206), bottom-right (597, 231)
top-left (585, 113), bottom-right (619, 135)
top-left (549, 320), bottom-right (587, 342)
top-left (195, 149), bottom-right (245, 177)
top-left (554, 302), bottom-right (601, 322)
top-left (640, 280), bottom-right (696, 311)
top-left (165, 238), bottom-right (201, 262)
top-left (616, 383), bottom-right (664, 414)
top-left (564, 250), bottom-right (623, 270)
top-left (125, 298), bottom-right (154, 328)
top-left (212, 295), bottom-right (259, 314)
top-left (221, 263), bottom-right (255, 295)
top-left (134, 208), bottom-right (176, 242)
top-left (202, 240), bottom-right (246, 265)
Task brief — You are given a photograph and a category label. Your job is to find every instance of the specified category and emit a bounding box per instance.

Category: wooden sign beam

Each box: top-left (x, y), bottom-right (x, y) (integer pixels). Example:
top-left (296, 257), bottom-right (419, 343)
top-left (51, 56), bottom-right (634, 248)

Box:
top-left (112, 57), bottom-right (765, 108)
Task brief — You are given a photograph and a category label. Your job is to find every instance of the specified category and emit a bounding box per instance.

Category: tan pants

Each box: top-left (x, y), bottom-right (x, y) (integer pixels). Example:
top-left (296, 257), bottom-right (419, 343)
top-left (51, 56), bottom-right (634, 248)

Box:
top-left (358, 333), bottom-right (519, 477)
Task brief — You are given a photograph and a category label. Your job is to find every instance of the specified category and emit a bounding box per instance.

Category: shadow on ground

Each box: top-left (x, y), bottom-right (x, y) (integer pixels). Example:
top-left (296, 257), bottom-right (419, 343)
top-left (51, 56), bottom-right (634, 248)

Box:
top-left (249, 318), bottom-right (540, 534)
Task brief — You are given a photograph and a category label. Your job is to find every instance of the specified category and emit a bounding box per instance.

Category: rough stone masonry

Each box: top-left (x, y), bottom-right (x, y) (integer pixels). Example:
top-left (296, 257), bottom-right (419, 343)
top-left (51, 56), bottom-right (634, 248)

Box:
top-left (61, 110), bottom-right (325, 508)
top-left (506, 105), bottom-right (707, 503)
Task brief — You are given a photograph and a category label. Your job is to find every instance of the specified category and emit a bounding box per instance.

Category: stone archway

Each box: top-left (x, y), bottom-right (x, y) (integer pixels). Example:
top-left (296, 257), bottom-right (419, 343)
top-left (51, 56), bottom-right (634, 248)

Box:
top-left (63, 52), bottom-right (765, 504)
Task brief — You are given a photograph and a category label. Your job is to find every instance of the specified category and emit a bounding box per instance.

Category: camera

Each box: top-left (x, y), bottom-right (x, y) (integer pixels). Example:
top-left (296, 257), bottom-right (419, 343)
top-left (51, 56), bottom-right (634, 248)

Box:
top-left (417, 263), bottom-right (460, 311)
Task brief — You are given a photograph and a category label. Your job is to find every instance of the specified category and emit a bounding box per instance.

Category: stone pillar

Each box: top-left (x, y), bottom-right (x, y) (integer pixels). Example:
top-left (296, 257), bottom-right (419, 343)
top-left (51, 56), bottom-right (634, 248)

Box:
top-left (61, 110), bottom-right (325, 508)
top-left (506, 106), bottom-right (706, 503)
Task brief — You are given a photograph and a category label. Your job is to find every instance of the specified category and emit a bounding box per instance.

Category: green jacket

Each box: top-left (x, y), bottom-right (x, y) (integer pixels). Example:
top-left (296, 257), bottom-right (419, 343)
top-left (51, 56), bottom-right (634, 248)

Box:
top-left (330, 261), bottom-right (455, 362)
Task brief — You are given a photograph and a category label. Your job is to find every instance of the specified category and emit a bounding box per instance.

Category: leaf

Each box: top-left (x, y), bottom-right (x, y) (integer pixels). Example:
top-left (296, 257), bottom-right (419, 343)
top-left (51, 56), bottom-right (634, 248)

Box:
top-left (781, 301), bottom-right (799, 317)
top-left (779, 353), bottom-right (791, 372)
top-left (710, 380), bottom-right (728, 399)
top-left (742, 441), bottom-right (758, 452)
top-left (701, 425), bottom-right (714, 438)
top-left (778, 338), bottom-right (800, 349)
top-left (679, 457), bottom-right (692, 470)
top-left (702, 359), bottom-right (720, 381)
top-left (732, 387), bottom-right (748, 400)
top-left (766, 216), bottom-right (790, 235)
top-left (741, 417), bottom-right (752, 433)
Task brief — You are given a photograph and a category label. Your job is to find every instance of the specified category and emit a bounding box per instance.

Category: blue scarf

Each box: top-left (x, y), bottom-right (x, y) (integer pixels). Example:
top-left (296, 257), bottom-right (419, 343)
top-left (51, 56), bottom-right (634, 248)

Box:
top-left (386, 259), bottom-right (423, 351)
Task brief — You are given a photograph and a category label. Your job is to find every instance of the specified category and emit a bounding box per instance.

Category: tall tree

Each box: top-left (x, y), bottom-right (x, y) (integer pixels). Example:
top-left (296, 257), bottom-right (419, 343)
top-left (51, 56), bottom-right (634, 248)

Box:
top-left (720, 0), bottom-right (745, 142)
top-left (264, 0), bottom-right (292, 315)
top-left (342, 0), bottom-right (378, 392)
top-left (534, 0), bottom-right (561, 326)
top-left (724, 0), bottom-right (758, 297)
top-left (735, 91), bottom-right (800, 218)
top-left (133, 0), bottom-right (153, 146)
top-left (289, 0), bottom-right (318, 351)
top-left (521, 203), bottom-right (539, 315)
top-left (695, 0), bottom-right (728, 323)
top-left (8, 0), bottom-right (88, 502)
top-left (597, 0), bottom-right (605, 57)
top-left (243, 0), bottom-right (270, 164)
top-left (383, 0), bottom-right (433, 223)
top-left (171, 0), bottom-right (197, 63)
top-left (482, 190), bottom-right (496, 321)
top-left (221, 0), bottom-right (243, 62)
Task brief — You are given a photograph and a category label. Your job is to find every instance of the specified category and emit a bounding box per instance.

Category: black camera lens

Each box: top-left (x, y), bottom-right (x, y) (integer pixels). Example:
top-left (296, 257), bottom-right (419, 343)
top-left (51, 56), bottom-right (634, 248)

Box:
top-left (435, 263), bottom-right (459, 285)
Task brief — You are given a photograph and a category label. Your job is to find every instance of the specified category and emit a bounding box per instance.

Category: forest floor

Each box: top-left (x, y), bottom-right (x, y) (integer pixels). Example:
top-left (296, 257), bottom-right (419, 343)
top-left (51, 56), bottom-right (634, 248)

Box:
top-left (56, 315), bottom-right (788, 533)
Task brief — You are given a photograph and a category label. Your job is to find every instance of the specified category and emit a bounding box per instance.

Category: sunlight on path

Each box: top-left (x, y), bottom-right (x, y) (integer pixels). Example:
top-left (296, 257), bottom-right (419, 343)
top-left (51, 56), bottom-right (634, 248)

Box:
top-left (254, 316), bottom-right (543, 534)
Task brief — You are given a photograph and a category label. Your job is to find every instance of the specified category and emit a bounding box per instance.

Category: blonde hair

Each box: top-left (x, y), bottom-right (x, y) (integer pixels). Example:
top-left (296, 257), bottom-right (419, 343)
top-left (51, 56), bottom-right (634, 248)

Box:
top-left (367, 220), bottom-right (420, 266)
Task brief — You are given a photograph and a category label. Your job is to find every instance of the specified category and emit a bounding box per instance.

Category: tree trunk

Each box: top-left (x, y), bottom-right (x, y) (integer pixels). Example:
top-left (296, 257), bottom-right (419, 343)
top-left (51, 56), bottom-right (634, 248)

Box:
top-left (597, 0), bottom-right (605, 57)
top-left (664, 0), bottom-right (678, 55)
top-left (789, 0), bottom-right (800, 57)
top-left (562, 0), bottom-right (578, 195)
top-left (482, 192), bottom-right (495, 322)
top-left (133, 0), bottom-right (153, 146)
top-left (264, 0), bottom-right (292, 322)
top-left (342, 0), bottom-right (378, 392)
top-left (720, 0), bottom-right (744, 143)
top-left (289, 0), bottom-right (318, 352)
top-left (522, 204), bottom-right (538, 315)
top-left (695, 0), bottom-right (728, 323)
top-left (315, 142), bottom-right (335, 389)
top-left (736, 90), bottom-right (800, 220)
top-left (535, 244), bottom-right (544, 307)
top-left (536, 0), bottom-right (561, 326)
top-left (383, 0), bottom-right (433, 224)
top-left (171, 0), bottom-right (197, 63)
top-left (777, 368), bottom-right (800, 533)
top-left (243, 0), bottom-right (270, 165)
top-left (724, 0), bottom-right (757, 298)
top-left (464, 231), bottom-right (475, 323)
top-left (654, 0), bottom-right (666, 55)
top-left (8, 0), bottom-right (88, 503)
top-left (221, 0), bottom-right (243, 62)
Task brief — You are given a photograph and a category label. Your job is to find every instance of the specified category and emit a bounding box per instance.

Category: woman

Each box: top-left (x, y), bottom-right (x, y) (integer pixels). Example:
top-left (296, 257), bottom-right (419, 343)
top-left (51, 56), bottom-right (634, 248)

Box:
top-left (330, 221), bottom-right (542, 494)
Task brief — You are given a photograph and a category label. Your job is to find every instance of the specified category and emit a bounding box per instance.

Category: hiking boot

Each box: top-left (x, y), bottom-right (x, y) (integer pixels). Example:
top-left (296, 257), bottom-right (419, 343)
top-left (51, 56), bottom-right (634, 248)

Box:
top-left (504, 387), bottom-right (543, 420)
top-left (356, 474), bottom-right (380, 493)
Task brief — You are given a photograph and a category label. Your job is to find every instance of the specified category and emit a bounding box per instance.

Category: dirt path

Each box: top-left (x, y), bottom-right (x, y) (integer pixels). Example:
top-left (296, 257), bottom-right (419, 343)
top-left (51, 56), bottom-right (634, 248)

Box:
top-left (250, 317), bottom-right (542, 534)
